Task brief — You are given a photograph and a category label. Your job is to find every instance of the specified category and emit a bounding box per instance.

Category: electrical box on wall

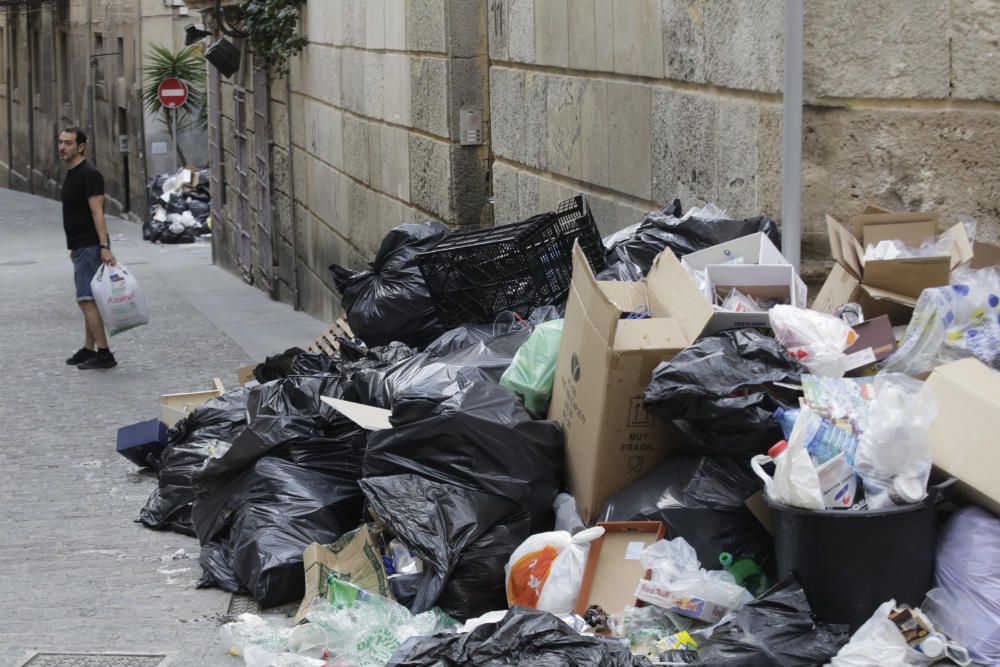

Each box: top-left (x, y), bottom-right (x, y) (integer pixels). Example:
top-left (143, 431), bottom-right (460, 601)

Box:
top-left (459, 108), bottom-right (484, 146)
top-left (118, 135), bottom-right (129, 154)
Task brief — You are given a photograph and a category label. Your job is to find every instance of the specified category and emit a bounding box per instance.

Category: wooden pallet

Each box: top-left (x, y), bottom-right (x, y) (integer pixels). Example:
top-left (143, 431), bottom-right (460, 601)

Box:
top-left (305, 318), bottom-right (355, 356)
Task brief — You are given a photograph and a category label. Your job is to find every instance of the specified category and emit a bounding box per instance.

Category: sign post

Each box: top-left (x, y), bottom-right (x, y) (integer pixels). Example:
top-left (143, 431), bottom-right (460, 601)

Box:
top-left (157, 77), bottom-right (189, 171)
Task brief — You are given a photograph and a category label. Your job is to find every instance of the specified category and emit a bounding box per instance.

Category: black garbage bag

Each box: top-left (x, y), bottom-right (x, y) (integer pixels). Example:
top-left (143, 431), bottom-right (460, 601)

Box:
top-left (361, 474), bottom-right (531, 620)
top-left (644, 329), bottom-right (803, 457)
top-left (254, 347), bottom-right (341, 383)
top-left (386, 606), bottom-right (653, 667)
top-left (354, 327), bottom-right (532, 408)
top-left (695, 576), bottom-right (850, 667)
top-left (138, 389), bottom-right (251, 535)
top-left (186, 198), bottom-right (211, 222)
top-left (200, 375), bottom-right (363, 479)
top-left (329, 221), bottom-right (450, 348)
top-left (601, 455), bottom-right (774, 577)
top-left (194, 457), bottom-right (364, 607)
top-left (599, 200), bottom-right (780, 280)
top-left (363, 381), bottom-right (564, 533)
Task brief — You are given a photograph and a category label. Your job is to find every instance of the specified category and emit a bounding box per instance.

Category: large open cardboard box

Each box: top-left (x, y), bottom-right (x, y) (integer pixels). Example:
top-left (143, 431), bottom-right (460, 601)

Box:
top-left (813, 209), bottom-right (973, 324)
top-left (159, 378), bottom-right (225, 428)
top-left (548, 244), bottom-right (713, 521)
top-left (925, 358), bottom-right (1000, 516)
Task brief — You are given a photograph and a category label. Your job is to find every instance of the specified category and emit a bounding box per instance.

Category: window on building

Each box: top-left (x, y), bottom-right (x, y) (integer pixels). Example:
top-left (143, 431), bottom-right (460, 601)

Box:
top-left (116, 37), bottom-right (124, 75)
top-left (31, 29), bottom-right (41, 93)
top-left (60, 32), bottom-right (69, 102)
top-left (10, 24), bottom-right (18, 90)
top-left (94, 32), bottom-right (104, 87)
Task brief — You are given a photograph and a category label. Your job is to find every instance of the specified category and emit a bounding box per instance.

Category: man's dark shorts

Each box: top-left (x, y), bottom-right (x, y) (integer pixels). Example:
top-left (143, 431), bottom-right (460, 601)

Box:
top-left (71, 245), bottom-right (102, 302)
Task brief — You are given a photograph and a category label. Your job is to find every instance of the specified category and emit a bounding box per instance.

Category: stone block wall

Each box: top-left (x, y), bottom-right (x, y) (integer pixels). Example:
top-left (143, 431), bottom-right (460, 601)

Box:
top-left (279, 0), bottom-right (490, 320)
top-left (488, 0), bottom-right (1000, 286)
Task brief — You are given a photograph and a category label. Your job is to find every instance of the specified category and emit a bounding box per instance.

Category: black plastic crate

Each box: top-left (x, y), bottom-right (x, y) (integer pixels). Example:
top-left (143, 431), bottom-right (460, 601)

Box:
top-left (416, 194), bottom-right (606, 325)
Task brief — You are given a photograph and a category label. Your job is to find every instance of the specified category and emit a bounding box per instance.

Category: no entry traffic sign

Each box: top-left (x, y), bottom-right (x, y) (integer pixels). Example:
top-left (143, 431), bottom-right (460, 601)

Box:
top-left (157, 77), bottom-right (189, 109)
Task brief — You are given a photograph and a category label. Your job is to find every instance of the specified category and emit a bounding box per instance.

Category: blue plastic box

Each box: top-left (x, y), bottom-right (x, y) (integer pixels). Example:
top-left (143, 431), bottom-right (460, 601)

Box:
top-left (116, 419), bottom-right (168, 468)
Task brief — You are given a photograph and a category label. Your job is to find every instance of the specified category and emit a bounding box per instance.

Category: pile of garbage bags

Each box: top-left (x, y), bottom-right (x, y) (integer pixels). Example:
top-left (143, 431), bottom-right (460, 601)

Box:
top-left (144, 167), bottom-right (212, 243)
top-left (124, 194), bottom-right (1000, 666)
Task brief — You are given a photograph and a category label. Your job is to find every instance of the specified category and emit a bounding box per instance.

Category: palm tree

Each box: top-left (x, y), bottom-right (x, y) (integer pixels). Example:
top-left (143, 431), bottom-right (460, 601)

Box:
top-left (141, 44), bottom-right (207, 165)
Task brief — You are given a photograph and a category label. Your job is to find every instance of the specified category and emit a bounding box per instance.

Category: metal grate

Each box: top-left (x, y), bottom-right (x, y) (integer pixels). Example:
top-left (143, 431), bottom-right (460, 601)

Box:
top-left (18, 653), bottom-right (168, 667)
top-left (226, 593), bottom-right (300, 619)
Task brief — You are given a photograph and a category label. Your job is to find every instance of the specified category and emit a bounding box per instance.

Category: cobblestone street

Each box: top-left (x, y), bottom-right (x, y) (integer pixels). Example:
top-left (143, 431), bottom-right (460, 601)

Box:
top-left (0, 187), bottom-right (327, 667)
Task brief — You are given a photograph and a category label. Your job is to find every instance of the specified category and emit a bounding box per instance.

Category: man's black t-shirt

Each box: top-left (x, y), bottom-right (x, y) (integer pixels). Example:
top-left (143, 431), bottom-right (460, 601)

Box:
top-left (61, 160), bottom-right (104, 250)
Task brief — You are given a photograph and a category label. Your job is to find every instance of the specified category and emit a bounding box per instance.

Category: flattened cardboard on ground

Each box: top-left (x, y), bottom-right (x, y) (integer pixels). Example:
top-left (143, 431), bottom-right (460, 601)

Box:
top-left (159, 378), bottom-right (225, 428)
top-left (925, 358), bottom-right (1000, 516)
top-left (548, 244), bottom-right (712, 521)
top-left (682, 232), bottom-right (808, 306)
top-left (293, 524), bottom-right (394, 624)
top-left (573, 521), bottom-right (665, 616)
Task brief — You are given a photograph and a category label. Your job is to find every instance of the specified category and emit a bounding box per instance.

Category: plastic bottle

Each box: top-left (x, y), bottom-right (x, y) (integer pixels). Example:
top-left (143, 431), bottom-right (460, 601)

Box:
top-left (773, 406), bottom-right (859, 468)
top-left (719, 552), bottom-right (770, 597)
top-left (773, 406), bottom-right (799, 439)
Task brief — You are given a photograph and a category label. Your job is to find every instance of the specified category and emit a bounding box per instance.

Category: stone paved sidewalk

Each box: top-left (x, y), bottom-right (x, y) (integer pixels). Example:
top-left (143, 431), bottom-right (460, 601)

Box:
top-left (0, 187), bottom-right (328, 667)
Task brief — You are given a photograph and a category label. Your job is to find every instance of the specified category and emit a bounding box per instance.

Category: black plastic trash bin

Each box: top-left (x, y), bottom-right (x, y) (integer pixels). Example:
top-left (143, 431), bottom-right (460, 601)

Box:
top-left (766, 481), bottom-right (952, 631)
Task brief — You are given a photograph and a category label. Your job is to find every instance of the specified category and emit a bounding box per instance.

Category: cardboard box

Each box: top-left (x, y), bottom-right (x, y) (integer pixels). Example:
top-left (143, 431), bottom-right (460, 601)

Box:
top-left (633, 580), bottom-right (731, 623)
top-left (702, 263), bottom-right (803, 334)
top-left (682, 232), bottom-right (808, 306)
top-left (574, 521), bottom-right (666, 616)
top-left (814, 210), bottom-right (973, 324)
top-left (293, 524), bottom-right (393, 624)
top-left (320, 396), bottom-right (392, 431)
top-left (548, 245), bottom-right (713, 521)
top-left (925, 358), bottom-right (1000, 516)
top-left (116, 419), bottom-right (168, 468)
top-left (236, 363), bottom-right (258, 387)
top-left (159, 378), bottom-right (225, 428)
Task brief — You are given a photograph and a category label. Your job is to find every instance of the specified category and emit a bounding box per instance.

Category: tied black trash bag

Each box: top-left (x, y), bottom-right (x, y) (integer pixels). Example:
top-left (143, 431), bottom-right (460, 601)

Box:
top-left (361, 474), bottom-right (531, 620)
top-left (195, 457), bottom-right (364, 607)
top-left (386, 606), bottom-right (653, 667)
top-left (599, 200), bottom-right (780, 280)
top-left (362, 381), bottom-right (564, 533)
top-left (645, 329), bottom-right (803, 457)
top-left (601, 455), bottom-right (774, 578)
top-left (138, 389), bottom-right (251, 535)
top-left (329, 221), bottom-right (450, 348)
top-left (253, 347), bottom-right (341, 383)
top-left (695, 576), bottom-right (850, 667)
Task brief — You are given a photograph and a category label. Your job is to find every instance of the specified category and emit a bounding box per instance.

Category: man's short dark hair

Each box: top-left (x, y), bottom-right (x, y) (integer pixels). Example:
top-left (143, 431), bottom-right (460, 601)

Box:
top-left (62, 126), bottom-right (87, 145)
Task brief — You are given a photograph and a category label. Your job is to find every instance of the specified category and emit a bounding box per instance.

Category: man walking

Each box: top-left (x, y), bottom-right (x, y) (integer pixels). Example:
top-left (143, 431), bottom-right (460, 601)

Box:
top-left (59, 127), bottom-right (118, 369)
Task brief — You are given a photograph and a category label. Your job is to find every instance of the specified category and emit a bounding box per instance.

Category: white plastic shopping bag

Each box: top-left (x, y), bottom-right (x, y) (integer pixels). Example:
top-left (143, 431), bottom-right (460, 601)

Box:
top-left (90, 262), bottom-right (149, 336)
top-left (504, 526), bottom-right (605, 615)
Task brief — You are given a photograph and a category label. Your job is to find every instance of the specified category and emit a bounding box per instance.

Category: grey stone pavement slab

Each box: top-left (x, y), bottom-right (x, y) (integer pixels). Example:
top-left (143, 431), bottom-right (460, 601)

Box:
top-left (0, 187), bottom-right (329, 667)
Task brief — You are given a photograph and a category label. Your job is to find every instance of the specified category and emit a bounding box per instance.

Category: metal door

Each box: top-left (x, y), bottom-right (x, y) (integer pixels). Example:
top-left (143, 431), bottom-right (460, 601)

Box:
top-left (252, 67), bottom-right (274, 289)
top-left (234, 86), bottom-right (252, 282)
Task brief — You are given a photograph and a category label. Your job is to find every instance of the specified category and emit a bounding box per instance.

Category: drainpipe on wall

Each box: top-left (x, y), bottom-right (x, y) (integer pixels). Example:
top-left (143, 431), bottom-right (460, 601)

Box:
top-left (284, 74), bottom-right (301, 310)
top-left (135, 0), bottom-right (149, 216)
top-left (86, 0), bottom-right (96, 169)
top-left (26, 24), bottom-right (34, 194)
top-left (781, 0), bottom-right (804, 271)
top-left (5, 11), bottom-right (13, 189)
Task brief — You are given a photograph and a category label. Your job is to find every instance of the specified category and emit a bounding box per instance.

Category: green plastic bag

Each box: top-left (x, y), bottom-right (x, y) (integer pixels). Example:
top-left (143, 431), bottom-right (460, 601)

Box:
top-left (500, 319), bottom-right (564, 414)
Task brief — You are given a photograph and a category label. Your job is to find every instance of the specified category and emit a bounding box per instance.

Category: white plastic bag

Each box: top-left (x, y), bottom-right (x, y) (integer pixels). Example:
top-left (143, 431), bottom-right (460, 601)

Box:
top-left (638, 537), bottom-right (753, 614)
top-left (924, 506), bottom-right (1000, 665)
top-left (504, 526), bottom-right (605, 615)
top-left (828, 600), bottom-right (916, 667)
top-left (855, 374), bottom-right (935, 509)
top-left (751, 407), bottom-right (825, 510)
top-left (90, 262), bottom-right (149, 336)
top-left (770, 305), bottom-right (860, 377)
top-left (882, 266), bottom-right (1000, 376)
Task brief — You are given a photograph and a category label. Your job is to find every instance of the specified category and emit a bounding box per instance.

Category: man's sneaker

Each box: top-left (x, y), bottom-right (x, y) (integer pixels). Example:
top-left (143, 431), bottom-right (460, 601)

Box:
top-left (66, 347), bottom-right (97, 365)
top-left (78, 349), bottom-right (117, 370)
